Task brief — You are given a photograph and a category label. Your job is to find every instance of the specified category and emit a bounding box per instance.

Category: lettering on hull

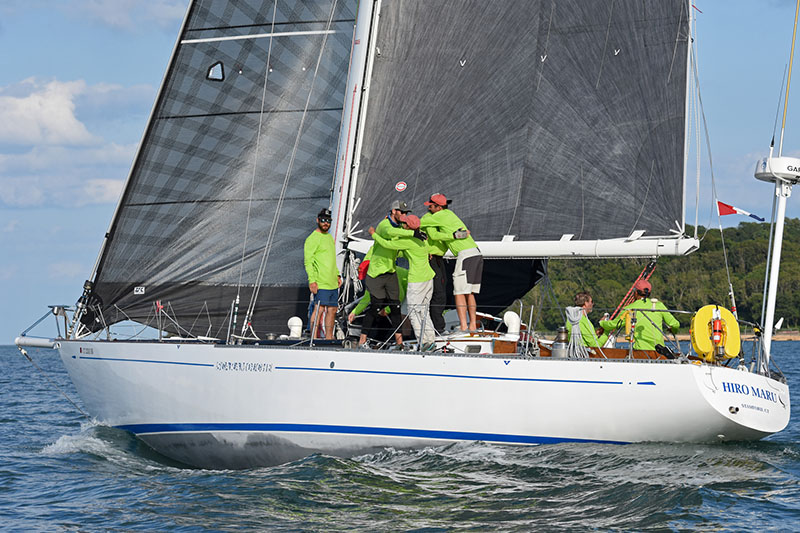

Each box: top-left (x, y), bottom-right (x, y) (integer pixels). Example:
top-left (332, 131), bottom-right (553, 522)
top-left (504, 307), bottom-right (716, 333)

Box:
top-left (721, 381), bottom-right (778, 403)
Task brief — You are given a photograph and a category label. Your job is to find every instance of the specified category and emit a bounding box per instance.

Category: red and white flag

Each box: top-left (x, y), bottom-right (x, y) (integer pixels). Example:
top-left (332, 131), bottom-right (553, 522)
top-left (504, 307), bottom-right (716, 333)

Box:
top-left (717, 201), bottom-right (765, 222)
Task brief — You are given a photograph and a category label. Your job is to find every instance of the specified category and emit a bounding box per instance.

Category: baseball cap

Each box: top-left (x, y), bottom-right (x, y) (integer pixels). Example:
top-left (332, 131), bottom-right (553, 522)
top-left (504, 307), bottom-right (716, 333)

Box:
top-left (633, 279), bottom-right (651, 292)
top-left (317, 208), bottom-right (332, 220)
top-left (400, 213), bottom-right (421, 230)
top-left (390, 200), bottom-right (410, 213)
top-left (424, 193), bottom-right (451, 207)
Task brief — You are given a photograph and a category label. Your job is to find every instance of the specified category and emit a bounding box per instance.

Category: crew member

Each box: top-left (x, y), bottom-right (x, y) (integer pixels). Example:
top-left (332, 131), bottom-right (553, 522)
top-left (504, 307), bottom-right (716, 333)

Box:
top-left (566, 292), bottom-right (608, 348)
top-left (348, 266), bottom-right (409, 345)
top-left (421, 209), bottom-right (448, 333)
top-left (370, 214), bottom-right (436, 349)
top-left (600, 280), bottom-right (679, 351)
top-left (420, 193), bottom-right (482, 332)
top-left (360, 200), bottom-right (415, 348)
top-left (303, 208), bottom-right (341, 339)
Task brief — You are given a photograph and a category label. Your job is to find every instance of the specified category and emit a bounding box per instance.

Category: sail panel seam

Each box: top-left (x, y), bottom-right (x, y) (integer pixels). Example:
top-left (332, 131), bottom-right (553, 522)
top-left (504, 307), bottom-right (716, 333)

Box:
top-left (156, 107), bottom-right (343, 120)
top-left (185, 18), bottom-right (354, 34)
top-left (126, 195), bottom-right (329, 208)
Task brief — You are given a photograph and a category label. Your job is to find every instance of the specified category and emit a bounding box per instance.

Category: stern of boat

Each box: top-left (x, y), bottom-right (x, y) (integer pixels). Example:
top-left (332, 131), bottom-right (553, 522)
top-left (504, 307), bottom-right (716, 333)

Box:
top-left (692, 362), bottom-right (790, 439)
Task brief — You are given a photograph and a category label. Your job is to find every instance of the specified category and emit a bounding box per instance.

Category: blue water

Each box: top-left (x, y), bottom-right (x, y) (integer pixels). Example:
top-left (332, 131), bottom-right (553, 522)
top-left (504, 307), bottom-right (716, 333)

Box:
top-left (2, 344), bottom-right (799, 531)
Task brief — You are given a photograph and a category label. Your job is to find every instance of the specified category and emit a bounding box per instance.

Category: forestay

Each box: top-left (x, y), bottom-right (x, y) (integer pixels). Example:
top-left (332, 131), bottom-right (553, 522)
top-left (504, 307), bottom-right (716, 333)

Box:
top-left (84, 0), bottom-right (357, 337)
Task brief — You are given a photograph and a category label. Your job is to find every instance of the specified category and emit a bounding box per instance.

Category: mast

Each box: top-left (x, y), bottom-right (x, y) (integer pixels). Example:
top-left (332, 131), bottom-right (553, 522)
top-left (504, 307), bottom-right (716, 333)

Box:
top-left (331, 0), bottom-right (378, 269)
top-left (755, 0), bottom-right (800, 373)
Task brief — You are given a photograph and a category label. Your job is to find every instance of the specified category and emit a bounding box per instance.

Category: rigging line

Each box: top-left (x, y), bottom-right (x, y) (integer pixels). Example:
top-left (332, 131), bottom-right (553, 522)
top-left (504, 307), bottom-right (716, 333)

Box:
top-left (713, 203), bottom-right (738, 318)
top-left (666, 1), bottom-right (688, 86)
top-left (628, 160), bottom-right (656, 234)
top-left (772, 66), bottom-right (789, 144)
top-left (594, 0), bottom-right (615, 90)
top-left (688, 37), bottom-right (720, 242)
top-left (17, 347), bottom-right (90, 419)
top-left (689, 21), bottom-right (700, 236)
top-left (779, 0), bottom-right (800, 156)
top-left (243, 0), bottom-right (340, 331)
top-left (235, 0), bottom-right (278, 303)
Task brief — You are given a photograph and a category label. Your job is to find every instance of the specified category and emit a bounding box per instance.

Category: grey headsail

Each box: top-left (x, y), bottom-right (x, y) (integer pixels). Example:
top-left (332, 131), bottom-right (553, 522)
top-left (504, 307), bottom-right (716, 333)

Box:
top-left (351, 0), bottom-right (690, 245)
top-left (85, 0), bottom-right (357, 337)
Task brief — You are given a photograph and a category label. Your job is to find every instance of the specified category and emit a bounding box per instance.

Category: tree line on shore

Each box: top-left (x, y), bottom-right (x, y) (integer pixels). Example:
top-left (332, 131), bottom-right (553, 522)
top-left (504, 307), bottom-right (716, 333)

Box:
top-left (518, 219), bottom-right (800, 333)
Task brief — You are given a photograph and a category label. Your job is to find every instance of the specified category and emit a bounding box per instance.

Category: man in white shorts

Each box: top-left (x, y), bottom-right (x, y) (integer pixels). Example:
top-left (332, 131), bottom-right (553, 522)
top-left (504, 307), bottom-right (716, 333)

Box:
top-left (419, 193), bottom-right (483, 332)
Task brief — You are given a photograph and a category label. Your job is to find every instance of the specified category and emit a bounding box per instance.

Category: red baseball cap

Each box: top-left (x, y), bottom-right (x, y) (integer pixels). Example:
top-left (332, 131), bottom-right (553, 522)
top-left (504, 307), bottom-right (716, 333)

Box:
top-left (400, 213), bottom-right (421, 230)
top-left (633, 279), bottom-right (651, 292)
top-left (424, 193), bottom-right (450, 207)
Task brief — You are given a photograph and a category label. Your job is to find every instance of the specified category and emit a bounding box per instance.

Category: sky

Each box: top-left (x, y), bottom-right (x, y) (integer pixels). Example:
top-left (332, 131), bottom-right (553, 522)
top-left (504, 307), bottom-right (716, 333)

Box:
top-left (2, 0), bottom-right (800, 343)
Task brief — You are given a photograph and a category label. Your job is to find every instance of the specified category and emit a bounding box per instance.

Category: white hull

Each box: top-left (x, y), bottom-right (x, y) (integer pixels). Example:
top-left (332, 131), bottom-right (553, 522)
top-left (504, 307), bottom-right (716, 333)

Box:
top-left (57, 340), bottom-right (790, 469)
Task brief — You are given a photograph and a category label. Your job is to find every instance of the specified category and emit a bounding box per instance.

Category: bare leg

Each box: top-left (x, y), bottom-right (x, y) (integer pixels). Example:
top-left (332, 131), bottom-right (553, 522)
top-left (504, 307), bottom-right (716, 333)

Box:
top-left (324, 305), bottom-right (336, 339)
top-left (358, 333), bottom-right (367, 346)
top-left (455, 294), bottom-right (468, 331)
top-left (310, 302), bottom-right (321, 339)
top-left (467, 293), bottom-right (478, 331)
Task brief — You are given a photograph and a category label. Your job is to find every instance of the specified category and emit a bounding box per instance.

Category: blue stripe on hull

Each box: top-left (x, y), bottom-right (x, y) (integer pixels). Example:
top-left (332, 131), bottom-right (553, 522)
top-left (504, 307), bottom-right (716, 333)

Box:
top-left (116, 423), bottom-right (627, 445)
top-left (276, 366), bottom-right (625, 385)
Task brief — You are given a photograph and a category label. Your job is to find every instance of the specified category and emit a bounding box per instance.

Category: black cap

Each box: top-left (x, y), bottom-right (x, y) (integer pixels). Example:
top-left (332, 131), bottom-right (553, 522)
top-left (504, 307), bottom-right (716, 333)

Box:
top-left (317, 208), bottom-right (332, 219)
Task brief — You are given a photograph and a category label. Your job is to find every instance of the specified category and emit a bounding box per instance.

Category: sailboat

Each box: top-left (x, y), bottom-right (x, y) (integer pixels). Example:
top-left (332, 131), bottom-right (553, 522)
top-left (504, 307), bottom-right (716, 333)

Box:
top-left (16, 0), bottom-right (791, 469)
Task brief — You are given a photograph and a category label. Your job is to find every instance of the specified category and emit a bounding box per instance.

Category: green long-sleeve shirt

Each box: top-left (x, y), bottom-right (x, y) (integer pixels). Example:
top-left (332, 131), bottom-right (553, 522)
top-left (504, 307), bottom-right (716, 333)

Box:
top-left (419, 209), bottom-right (477, 255)
top-left (420, 212), bottom-right (448, 256)
top-left (566, 314), bottom-right (608, 348)
top-left (600, 298), bottom-right (680, 350)
top-left (303, 230), bottom-right (339, 290)
top-left (366, 216), bottom-right (413, 278)
top-left (371, 233), bottom-right (435, 283)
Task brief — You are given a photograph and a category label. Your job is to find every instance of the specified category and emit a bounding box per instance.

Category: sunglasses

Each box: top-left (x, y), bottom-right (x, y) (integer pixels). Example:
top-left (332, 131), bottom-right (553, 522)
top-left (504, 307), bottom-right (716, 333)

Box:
top-left (318, 218), bottom-right (331, 223)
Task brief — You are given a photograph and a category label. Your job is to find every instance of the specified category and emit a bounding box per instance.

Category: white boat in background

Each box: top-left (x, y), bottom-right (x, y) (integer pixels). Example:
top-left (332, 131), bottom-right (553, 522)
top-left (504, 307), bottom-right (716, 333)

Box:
top-left (16, 0), bottom-right (792, 469)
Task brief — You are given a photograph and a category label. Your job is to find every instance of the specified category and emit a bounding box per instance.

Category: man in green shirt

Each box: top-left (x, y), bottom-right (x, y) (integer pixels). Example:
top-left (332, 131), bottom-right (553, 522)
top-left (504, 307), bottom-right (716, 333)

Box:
top-left (420, 193), bottom-right (483, 332)
top-left (599, 280), bottom-right (680, 351)
top-left (361, 200), bottom-right (415, 347)
top-left (566, 292), bottom-right (608, 348)
top-left (303, 208), bottom-right (341, 339)
top-left (370, 214), bottom-right (436, 348)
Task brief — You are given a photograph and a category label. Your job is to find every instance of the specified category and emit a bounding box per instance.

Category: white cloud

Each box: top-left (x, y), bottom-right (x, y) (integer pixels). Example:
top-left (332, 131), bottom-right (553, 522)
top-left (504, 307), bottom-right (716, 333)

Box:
top-left (84, 179), bottom-right (125, 204)
top-left (48, 261), bottom-right (86, 280)
top-left (0, 142), bottom-right (135, 207)
top-left (0, 78), bottom-right (98, 146)
top-left (0, 75), bottom-right (147, 208)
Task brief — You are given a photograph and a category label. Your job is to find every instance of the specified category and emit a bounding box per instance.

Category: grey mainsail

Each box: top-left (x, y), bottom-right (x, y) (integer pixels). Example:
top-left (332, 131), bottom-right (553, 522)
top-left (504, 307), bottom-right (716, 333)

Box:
top-left (84, 0), bottom-right (357, 336)
top-left (345, 0), bottom-right (691, 312)
top-left (351, 0), bottom-right (690, 244)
